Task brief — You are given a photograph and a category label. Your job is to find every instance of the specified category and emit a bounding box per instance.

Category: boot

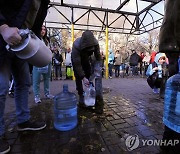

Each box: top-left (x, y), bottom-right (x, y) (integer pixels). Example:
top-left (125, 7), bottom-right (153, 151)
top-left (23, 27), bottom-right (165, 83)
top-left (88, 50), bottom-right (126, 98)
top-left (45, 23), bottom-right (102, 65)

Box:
top-left (95, 95), bottom-right (104, 114)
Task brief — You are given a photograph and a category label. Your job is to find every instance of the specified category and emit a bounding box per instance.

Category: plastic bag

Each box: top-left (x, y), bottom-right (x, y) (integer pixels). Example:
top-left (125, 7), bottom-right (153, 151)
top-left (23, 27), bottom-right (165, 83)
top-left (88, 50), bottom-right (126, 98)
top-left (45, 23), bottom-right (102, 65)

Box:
top-left (67, 67), bottom-right (73, 77)
top-left (84, 84), bottom-right (96, 106)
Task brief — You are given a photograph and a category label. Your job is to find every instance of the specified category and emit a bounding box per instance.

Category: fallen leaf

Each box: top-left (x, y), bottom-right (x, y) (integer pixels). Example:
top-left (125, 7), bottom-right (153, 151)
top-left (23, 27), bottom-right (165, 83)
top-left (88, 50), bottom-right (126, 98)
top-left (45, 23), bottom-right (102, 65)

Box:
top-left (85, 145), bottom-right (94, 151)
top-left (105, 111), bottom-right (113, 117)
top-left (147, 123), bottom-right (152, 127)
top-left (69, 137), bottom-right (76, 143)
top-left (101, 148), bottom-right (105, 152)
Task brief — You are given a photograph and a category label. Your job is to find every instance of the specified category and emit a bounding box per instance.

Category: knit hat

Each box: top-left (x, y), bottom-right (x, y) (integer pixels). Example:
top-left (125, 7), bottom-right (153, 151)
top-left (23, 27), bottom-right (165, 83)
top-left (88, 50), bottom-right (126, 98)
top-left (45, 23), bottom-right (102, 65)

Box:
top-left (154, 52), bottom-right (166, 64)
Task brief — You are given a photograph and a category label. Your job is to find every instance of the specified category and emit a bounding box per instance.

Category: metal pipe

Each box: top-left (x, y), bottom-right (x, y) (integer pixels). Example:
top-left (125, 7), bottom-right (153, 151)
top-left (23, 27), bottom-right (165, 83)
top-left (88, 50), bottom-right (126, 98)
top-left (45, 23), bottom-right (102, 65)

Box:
top-left (105, 12), bottom-right (109, 79)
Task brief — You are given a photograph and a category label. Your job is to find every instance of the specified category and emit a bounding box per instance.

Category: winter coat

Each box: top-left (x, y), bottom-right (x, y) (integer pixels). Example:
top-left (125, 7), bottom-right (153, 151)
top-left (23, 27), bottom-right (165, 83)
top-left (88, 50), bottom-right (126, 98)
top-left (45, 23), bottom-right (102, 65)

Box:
top-left (108, 49), bottom-right (115, 65)
top-left (129, 52), bottom-right (140, 66)
top-left (163, 58), bottom-right (180, 133)
top-left (53, 52), bottom-right (63, 66)
top-left (146, 53), bottom-right (167, 88)
top-left (146, 53), bottom-right (167, 78)
top-left (0, 0), bottom-right (49, 63)
top-left (65, 52), bottom-right (72, 66)
top-left (71, 30), bottom-right (101, 79)
top-left (114, 53), bottom-right (122, 65)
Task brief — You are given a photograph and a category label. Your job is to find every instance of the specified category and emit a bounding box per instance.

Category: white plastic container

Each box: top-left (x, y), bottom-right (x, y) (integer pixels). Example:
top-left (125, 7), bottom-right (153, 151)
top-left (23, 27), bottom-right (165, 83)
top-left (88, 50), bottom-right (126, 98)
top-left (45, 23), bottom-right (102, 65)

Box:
top-left (7, 29), bottom-right (52, 67)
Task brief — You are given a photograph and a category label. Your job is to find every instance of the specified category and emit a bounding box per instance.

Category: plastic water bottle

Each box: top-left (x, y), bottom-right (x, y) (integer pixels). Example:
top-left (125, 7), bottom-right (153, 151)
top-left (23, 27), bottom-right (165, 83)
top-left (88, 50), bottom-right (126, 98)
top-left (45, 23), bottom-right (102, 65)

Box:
top-left (163, 58), bottom-right (180, 132)
top-left (84, 83), bottom-right (96, 106)
top-left (54, 84), bottom-right (77, 131)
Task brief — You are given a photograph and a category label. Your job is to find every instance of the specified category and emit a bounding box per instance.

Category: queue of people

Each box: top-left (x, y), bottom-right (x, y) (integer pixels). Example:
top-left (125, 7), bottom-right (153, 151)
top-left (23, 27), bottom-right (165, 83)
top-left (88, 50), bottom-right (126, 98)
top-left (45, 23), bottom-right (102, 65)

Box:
top-left (0, 0), bottom-right (179, 153)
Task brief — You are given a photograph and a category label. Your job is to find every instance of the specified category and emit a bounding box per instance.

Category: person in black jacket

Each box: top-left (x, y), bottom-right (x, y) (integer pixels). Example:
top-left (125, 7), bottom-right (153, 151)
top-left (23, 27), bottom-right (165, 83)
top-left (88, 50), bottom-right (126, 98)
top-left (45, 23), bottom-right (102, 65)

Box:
top-left (0, 0), bottom-right (49, 153)
top-left (71, 30), bottom-right (104, 114)
top-left (53, 47), bottom-right (63, 80)
top-left (129, 50), bottom-right (140, 76)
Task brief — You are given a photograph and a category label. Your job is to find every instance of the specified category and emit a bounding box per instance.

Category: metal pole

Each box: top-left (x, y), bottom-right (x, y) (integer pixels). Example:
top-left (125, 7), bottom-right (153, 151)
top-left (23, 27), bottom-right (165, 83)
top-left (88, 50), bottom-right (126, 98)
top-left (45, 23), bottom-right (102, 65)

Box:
top-left (71, 8), bottom-right (75, 80)
top-left (71, 24), bottom-right (74, 43)
top-left (105, 12), bottom-right (109, 79)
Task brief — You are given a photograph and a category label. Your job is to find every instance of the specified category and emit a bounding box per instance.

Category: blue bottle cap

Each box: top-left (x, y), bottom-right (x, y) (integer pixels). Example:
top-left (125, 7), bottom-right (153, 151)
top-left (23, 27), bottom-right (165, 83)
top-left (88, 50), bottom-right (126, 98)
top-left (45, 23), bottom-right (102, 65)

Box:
top-left (63, 84), bottom-right (68, 92)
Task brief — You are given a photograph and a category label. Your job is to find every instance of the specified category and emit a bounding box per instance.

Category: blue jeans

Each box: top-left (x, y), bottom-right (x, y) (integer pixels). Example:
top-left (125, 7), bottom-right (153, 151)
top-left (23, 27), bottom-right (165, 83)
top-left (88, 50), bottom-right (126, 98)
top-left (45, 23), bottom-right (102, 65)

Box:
top-left (32, 64), bottom-right (51, 96)
top-left (108, 64), bottom-right (114, 77)
top-left (54, 64), bottom-right (62, 78)
top-left (0, 55), bottom-right (31, 136)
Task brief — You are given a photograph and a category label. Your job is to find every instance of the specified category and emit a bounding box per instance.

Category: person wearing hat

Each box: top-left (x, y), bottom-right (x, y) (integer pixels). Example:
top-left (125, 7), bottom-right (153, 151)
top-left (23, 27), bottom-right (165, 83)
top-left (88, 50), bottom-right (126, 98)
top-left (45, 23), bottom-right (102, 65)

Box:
top-left (146, 53), bottom-right (168, 94)
top-left (71, 30), bottom-right (104, 114)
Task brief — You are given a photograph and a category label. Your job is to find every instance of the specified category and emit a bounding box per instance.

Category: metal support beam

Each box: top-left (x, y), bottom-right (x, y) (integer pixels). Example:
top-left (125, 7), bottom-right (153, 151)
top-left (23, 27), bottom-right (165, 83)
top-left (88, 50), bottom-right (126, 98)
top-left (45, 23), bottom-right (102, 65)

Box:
top-left (49, 2), bottom-right (137, 16)
top-left (138, 0), bottom-right (162, 15)
top-left (53, 6), bottom-right (71, 23)
top-left (140, 0), bottom-right (158, 3)
top-left (135, 16), bottom-right (140, 31)
top-left (46, 0), bottom-right (164, 35)
top-left (115, 0), bottom-right (130, 12)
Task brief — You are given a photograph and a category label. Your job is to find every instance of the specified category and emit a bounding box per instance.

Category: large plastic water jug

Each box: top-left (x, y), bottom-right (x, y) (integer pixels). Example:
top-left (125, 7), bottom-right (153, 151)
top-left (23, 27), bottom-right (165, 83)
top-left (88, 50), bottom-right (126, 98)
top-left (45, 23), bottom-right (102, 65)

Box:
top-left (163, 58), bottom-right (180, 133)
top-left (84, 83), bottom-right (96, 107)
top-left (54, 84), bottom-right (77, 131)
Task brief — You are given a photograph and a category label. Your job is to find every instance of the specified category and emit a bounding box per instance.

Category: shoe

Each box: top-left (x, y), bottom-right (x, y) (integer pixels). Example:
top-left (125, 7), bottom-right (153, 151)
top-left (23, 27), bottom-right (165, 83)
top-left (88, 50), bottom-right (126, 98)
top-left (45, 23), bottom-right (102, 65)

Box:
top-left (95, 96), bottom-right (104, 114)
top-left (109, 76), bottom-right (112, 79)
top-left (153, 88), bottom-right (159, 94)
top-left (8, 91), bottom-right (14, 98)
top-left (45, 94), bottom-right (54, 99)
top-left (34, 95), bottom-right (41, 104)
top-left (17, 120), bottom-right (46, 131)
top-left (0, 136), bottom-right (10, 154)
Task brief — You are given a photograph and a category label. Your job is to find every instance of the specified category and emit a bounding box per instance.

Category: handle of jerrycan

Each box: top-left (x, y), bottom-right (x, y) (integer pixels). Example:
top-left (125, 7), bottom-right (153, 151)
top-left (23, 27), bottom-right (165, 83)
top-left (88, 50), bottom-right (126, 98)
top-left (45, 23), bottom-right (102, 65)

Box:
top-left (6, 29), bottom-right (30, 51)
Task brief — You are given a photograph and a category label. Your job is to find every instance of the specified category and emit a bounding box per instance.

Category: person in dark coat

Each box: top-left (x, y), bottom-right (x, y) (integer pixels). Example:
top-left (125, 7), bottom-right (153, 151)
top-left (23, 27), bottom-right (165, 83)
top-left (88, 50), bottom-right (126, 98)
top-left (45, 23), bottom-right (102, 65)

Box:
top-left (129, 50), bottom-right (140, 75)
top-left (0, 0), bottom-right (49, 153)
top-left (53, 47), bottom-right (63, 80)
top-left (158, 0), bottom-right (180, 152)
top-left (71, 30), bottom-right (104, 114)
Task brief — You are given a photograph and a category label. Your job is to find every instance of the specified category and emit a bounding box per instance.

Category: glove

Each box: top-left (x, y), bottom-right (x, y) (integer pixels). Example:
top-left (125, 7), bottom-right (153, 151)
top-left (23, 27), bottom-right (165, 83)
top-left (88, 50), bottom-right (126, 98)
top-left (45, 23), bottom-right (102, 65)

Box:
top-left (82, 77), bottom-right (90, 87)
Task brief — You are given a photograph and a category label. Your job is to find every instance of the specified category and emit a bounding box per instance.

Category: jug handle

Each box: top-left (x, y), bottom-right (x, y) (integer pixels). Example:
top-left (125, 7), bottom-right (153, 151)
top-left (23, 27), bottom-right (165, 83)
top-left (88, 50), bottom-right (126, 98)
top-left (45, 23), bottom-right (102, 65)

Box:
top-left (6, 29), bottom-right (30, 51)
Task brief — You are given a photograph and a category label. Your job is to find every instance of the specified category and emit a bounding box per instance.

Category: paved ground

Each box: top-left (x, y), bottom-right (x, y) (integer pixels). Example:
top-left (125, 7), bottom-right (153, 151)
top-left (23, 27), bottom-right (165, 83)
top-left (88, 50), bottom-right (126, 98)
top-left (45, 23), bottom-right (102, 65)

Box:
top-left (4, 76), bottom-right (166, 154)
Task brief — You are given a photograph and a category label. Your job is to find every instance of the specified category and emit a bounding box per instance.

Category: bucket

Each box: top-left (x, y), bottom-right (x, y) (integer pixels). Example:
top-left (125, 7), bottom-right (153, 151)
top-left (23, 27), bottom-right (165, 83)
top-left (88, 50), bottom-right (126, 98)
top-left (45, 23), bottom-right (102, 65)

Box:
top-left (7, 29), bottom-right (52, 67)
